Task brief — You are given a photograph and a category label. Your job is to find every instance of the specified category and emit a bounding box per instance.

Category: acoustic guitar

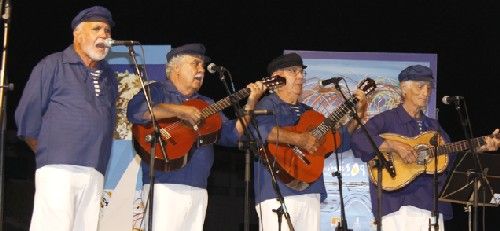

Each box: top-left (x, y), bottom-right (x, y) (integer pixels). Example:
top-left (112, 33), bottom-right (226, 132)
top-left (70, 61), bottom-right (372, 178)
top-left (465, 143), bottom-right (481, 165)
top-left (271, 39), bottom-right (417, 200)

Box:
top-left (368, 131), bottom-right (500, 191)
top-left (132, 76), bottom-right (286, 172)
top-left (264, 78), bottom-right (376, 191)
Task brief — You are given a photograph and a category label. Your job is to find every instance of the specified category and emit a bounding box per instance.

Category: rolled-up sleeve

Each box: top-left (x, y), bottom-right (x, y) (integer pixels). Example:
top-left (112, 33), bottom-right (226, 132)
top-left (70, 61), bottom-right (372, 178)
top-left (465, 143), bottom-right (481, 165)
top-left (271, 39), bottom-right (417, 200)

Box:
top-left (250, 100), bottom-right (278, 142)
top-left (127, 83), bottom-right (164, 124)
top-left (350, 113), bottom-right (386, 162)
top-left (15, 59), bottom-right (54, 139)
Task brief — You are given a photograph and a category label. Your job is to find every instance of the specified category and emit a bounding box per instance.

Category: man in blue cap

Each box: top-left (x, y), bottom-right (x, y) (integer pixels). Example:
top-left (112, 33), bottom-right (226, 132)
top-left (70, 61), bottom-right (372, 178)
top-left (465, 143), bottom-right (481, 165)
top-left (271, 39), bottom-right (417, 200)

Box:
top-left (15, 6), bottom-right (117, 231)
top-left (350, 65), bottom-right (500, 230)
top-left (127, 43), bottom-right (266, 230)
top-left (249, 52), bottom-right (367, 230)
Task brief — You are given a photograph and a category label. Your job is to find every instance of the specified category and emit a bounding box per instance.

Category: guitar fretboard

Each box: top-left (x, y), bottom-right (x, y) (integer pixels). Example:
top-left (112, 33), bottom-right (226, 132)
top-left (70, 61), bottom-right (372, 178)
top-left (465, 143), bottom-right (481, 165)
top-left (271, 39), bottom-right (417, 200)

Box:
top-left (200, 88), bottom-right (250, 119)
top-left (311, 97), bottom-right (357, 138)
top-left (432, 136), bottom-right (487, 156)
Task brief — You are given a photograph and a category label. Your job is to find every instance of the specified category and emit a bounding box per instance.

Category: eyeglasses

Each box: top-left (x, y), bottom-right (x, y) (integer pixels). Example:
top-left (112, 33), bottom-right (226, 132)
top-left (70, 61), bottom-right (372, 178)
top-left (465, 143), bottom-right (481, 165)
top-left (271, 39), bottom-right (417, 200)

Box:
top-left (283, 67), bottom-right (306, 76)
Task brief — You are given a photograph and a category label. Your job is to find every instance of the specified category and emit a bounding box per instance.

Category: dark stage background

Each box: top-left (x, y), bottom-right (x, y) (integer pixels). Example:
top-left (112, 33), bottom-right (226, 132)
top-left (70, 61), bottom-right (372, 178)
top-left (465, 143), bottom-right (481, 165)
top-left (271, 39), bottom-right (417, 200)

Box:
top-left (2, 1), bottom-right (500, 230)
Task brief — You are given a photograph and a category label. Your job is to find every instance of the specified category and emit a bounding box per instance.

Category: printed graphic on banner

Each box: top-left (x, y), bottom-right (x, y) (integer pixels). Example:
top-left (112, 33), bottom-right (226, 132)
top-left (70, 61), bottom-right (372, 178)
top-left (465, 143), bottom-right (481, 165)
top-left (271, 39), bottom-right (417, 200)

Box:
top-left (100, 45), bottom-right (170, 231)
top-left (288, 50), bottom-right (438, 230)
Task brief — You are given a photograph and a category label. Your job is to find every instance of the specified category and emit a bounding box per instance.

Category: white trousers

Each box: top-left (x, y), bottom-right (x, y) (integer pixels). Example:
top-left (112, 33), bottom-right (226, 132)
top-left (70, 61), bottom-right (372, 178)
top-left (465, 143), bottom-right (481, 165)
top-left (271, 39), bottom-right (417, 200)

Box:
top-left (381, 206), bottom-right (445, 231)
top-left (142, 184), bottom-right (208, 231)
top-left (30, 165), bottom-right (104, 231)
top-left (256, 194), bottom-right (320, 231)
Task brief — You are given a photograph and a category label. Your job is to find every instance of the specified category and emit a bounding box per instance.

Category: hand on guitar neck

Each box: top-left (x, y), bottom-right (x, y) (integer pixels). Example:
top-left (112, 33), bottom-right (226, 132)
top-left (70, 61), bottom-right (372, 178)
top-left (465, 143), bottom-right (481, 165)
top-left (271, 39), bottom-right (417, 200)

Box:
top-left (346, 89), bottom-right (369, 133)
top-left (477, 128), bottom-right (500, 152)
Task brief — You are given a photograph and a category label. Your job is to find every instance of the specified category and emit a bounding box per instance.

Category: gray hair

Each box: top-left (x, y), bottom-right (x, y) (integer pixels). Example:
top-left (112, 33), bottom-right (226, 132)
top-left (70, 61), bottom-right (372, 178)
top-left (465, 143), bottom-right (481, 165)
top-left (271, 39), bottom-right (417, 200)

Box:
top-left (399, 81), bottom-right (411, 100)
top-left (165, 55), bottom-right (185, 78)
top-left (73, 23), bottom-right (83, 33)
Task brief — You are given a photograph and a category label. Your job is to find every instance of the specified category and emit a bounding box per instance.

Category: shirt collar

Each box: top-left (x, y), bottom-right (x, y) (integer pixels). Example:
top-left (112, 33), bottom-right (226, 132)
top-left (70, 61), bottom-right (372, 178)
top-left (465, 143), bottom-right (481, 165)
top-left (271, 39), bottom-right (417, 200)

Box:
top-left (62, 45), bottom-right (105, 69)
top-left (62, 45), bottom-right (82, 64)
top-left (268, 93), bottom-right (297, 106)
top-left (267, 93), bottom-right (309, 110)
top-left (163, 79), bottom-right (201, 99)
top-left (395, 104), bottom-right (430, 124)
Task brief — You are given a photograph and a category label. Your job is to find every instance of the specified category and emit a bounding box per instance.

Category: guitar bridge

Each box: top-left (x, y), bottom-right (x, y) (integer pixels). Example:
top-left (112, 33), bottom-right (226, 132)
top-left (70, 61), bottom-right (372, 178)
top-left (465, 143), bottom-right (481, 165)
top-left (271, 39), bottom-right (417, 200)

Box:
top-left (159, 128), bottom-right (171, 139)
top-left (290, 145), bottom-right (311, 165)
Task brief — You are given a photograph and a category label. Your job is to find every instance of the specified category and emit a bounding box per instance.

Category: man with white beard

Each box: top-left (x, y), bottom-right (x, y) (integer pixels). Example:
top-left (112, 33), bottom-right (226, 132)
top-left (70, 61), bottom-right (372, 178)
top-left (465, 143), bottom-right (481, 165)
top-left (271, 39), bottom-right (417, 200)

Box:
top-left (15, 6), bottom-right (118, 231)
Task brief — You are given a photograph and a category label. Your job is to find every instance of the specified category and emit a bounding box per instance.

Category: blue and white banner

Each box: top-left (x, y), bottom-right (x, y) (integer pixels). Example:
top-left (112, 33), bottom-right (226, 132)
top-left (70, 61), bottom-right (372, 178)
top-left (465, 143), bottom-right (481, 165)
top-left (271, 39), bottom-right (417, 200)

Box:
top-left (99, 45), bottom-right (170, 231)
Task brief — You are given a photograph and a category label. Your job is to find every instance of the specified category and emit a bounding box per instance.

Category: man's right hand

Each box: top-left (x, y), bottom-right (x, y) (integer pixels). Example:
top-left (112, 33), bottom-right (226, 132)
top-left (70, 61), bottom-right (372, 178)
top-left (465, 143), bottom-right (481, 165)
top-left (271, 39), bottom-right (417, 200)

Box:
top-left (297, 132), bottom-right (321, 154)
top-left (172, 105), bottom-right (202, 126)
top-left (387, 140), bottom-right (417, 164)
top-left (24, 137), bottom-right (38, 153)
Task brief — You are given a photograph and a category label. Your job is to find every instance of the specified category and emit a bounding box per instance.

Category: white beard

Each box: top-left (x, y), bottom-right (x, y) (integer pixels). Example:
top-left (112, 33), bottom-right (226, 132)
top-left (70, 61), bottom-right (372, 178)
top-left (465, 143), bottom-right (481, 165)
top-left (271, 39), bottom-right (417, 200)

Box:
top-left (83, 42), bottom-right (108, 61)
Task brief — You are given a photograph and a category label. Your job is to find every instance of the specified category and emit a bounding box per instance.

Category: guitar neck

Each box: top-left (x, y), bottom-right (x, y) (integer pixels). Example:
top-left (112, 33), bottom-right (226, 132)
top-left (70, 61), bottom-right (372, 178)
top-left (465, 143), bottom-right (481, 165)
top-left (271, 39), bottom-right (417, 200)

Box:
top-left (436, 136), bottom-right (487, 155)
top-left (311, 96), bottom-right (358, 138)
top-left (200, 88), bottom-right (250, 119)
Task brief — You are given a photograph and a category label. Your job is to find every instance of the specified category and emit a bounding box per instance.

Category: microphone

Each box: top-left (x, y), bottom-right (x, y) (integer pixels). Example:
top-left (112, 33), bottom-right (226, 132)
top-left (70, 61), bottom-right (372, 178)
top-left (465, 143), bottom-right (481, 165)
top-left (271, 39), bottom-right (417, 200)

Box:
top-left (319, 77), bottom-right (343, 86)
top-left (441, 96), bottom-right (464, 105)
top-left (2, 0), bottom-right (11, 20)
top-left (207, 63), bottom-right (225, 74)
top-left (240, 109), bottom-right (274, 116)
top-left (103, 38), bottom-right (140, 47)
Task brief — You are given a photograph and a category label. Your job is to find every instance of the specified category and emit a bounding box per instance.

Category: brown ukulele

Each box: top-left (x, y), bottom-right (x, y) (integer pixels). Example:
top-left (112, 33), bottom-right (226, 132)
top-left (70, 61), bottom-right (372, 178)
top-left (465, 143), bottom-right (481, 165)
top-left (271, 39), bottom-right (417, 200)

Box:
top-left (368, 131), bottom-right (500, 191)
top-left (264, 78), bottom-right (376, 190)
top-left (132, 76), bottom-right (286, 172)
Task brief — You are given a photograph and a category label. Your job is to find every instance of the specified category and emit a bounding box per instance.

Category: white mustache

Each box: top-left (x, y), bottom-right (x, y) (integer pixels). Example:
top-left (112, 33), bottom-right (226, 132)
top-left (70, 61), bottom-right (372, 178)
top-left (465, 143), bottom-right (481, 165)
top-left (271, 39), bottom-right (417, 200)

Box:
top-left (95, 39), bottom-right (108, 49)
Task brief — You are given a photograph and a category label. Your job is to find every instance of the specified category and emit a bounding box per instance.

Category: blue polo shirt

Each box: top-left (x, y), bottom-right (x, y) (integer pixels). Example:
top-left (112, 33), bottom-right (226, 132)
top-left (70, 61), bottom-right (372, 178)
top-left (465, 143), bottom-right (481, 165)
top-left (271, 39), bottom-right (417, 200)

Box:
top-left (127, 80), bottom-right (239, 188)
top-left (15, 45), bottom-right (118, 174)
top-left (249, 94), bottom-right (352, 204)
top-left (350, 104), bottom-right (454, 219)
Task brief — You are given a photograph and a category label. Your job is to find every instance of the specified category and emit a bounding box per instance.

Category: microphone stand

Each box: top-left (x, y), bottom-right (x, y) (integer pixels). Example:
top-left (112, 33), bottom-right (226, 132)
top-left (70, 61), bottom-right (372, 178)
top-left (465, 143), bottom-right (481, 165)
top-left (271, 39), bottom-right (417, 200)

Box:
top-left (253, 120), bottom-right (294, 231)
top-left (452, 98), bottom-right (483, 231)
top-left (238, 117), bottom-right (269, 231)
top-left (429, 110), bottom-right (440, 231)
top-left (214, 69), bottom-right (294, 231)
top-left (126, 45), bottom-right (168, 231)
top-left (214, 68), bottom-right (254, 231)
top-left (334, 82), bottom-right (395, 231)
top-left (0, 1), bottom-right (12, 229)
top-left (331, 84), bottom-right (352, 231)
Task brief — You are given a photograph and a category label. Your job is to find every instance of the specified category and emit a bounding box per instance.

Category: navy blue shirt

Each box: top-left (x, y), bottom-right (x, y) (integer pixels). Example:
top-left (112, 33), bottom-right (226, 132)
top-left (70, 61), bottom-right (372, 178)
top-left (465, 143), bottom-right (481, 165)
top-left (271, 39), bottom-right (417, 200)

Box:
top-left (15, 45), bottom-right (118, 174)
top-left (350, 105), bottom-right (454, 219)
top-left (127, 80), bottom-right (239, 188)
top-left (250, 94), bottom-right (352, 204)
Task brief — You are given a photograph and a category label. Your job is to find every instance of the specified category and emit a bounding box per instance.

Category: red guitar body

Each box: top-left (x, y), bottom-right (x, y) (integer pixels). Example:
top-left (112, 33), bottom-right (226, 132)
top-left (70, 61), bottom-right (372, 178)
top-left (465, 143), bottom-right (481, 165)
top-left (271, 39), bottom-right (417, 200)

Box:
top-left (132, 99), bottom-right (222, 171)
top-left (265, 109), bottom-right (341, 190)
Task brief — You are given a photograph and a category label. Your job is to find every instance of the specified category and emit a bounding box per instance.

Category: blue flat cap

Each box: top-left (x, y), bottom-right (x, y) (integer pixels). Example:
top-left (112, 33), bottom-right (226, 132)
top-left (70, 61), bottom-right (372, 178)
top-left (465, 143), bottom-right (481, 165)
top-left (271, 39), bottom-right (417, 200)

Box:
top-left (267, 53), bottom-right (307, 75)
top-left (398, 65), bottom-right (434, 82)
top-left (71, 6), bottom-right (115, 30)
top-left (166, 43), bottom-right (211, 63)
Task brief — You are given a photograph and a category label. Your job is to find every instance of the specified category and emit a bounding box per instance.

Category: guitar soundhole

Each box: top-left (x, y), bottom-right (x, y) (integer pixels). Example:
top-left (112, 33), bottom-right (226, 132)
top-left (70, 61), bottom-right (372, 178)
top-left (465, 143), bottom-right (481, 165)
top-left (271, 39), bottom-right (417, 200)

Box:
top-left (416, 145), bottom-right (430, 165)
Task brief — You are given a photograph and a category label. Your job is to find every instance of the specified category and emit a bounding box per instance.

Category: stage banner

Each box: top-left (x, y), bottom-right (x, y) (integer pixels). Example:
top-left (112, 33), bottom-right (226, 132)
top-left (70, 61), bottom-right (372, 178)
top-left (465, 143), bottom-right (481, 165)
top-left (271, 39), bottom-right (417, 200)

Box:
top-left (287, 50), bottom-right (437, 230)
top-left (99, 45), bottom-right (170, 231)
